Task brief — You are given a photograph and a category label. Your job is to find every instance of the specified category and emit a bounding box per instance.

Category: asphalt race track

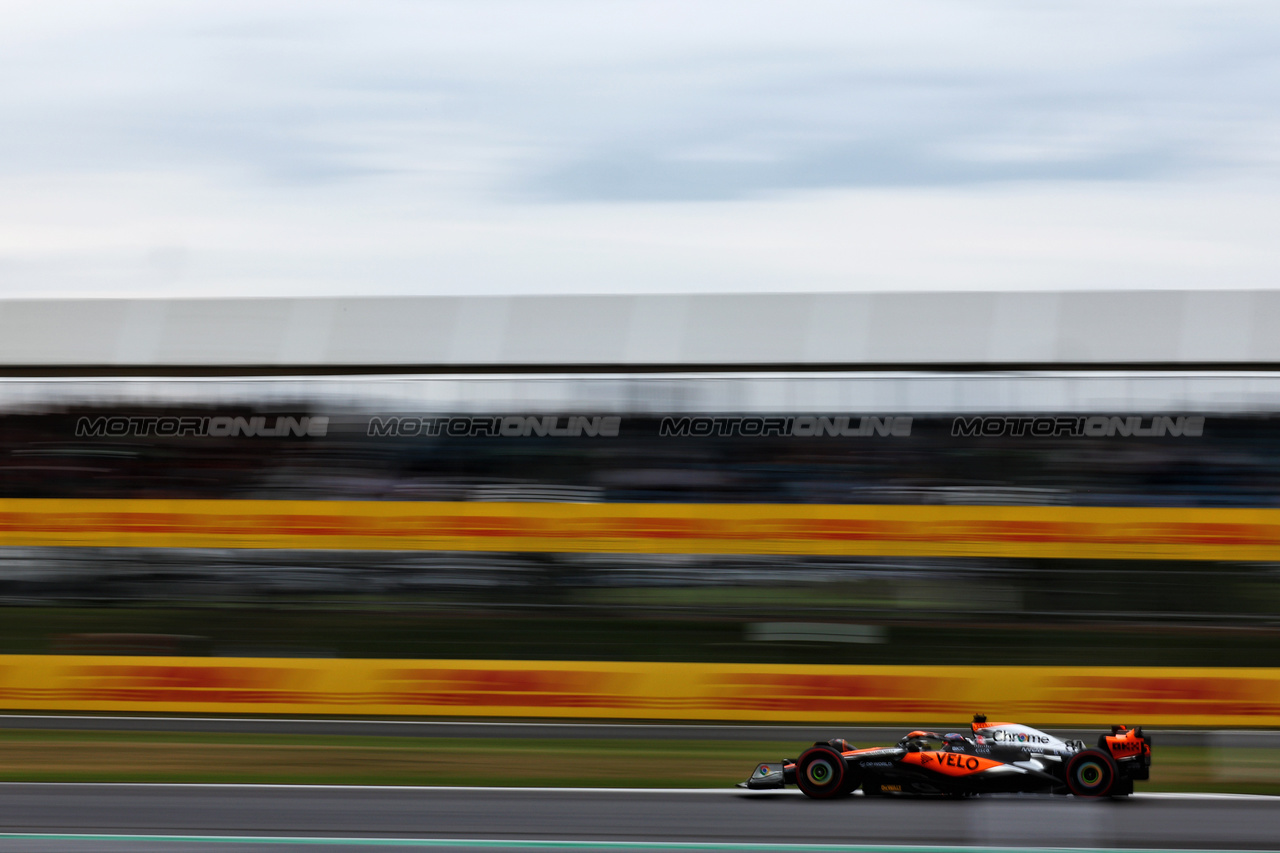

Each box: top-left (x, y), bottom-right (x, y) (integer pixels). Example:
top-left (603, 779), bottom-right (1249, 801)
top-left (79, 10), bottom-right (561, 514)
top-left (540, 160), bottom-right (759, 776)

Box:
top-left (1, 784), bottom-right (1279, 853)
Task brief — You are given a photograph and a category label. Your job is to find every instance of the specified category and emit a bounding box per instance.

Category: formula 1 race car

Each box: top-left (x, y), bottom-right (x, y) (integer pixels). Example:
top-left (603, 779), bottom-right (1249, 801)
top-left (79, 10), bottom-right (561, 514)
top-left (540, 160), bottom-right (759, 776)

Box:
top-left (739, 715), bottom-right (1151, 799)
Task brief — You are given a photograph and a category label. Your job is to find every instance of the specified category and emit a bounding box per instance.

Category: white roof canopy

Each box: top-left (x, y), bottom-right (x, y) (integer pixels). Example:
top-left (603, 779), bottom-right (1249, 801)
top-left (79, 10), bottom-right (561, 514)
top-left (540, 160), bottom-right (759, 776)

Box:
top-left (0, 291), bottom-right (1275, 370)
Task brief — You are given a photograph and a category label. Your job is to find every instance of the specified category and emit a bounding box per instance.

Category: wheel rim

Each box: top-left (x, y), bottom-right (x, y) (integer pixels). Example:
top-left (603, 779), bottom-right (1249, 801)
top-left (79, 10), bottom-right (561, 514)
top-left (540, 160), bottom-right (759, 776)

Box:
top-left (1078, 761), bottom-right (1103, 787)
top-left (806, 758), bottom-right (834, 786)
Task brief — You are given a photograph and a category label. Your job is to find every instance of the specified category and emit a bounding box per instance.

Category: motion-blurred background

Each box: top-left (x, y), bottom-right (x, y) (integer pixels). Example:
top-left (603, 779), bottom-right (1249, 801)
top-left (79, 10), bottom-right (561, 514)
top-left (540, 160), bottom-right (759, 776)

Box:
top-left (2, 1), bottom-right (1280, 792)
top-left (0, 293), bottom-right (1278, 672)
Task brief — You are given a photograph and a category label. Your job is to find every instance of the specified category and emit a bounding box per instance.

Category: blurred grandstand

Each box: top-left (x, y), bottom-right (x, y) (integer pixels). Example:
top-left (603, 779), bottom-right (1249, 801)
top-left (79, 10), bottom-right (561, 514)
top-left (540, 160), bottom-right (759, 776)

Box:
top-left (1, 292), bottom-right (1279, 666)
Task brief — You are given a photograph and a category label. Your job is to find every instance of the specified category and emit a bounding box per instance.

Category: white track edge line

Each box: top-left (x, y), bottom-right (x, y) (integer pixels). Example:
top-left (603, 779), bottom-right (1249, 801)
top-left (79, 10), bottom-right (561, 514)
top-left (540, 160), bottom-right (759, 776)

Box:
top-left (0, 782), bottom-right (796, 794)
top-left (0, 836), bottom-right (1278, 852)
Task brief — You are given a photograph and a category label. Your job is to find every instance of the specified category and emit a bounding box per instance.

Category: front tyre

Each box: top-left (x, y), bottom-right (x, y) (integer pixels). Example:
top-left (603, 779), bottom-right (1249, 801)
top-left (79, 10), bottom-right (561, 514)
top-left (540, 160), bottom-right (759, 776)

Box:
top-left (795, 746), bottom-right (848, 799)
top-left (1066, 749), bottom-right (1117, 797)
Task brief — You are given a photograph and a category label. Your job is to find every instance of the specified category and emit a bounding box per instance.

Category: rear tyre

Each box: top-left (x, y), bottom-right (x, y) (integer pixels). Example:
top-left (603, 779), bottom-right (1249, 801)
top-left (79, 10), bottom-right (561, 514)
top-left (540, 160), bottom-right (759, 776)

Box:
top-left (1066, 749), bottom-right (1117, 797)
top-left (795, 746), bottom-right (848, 799)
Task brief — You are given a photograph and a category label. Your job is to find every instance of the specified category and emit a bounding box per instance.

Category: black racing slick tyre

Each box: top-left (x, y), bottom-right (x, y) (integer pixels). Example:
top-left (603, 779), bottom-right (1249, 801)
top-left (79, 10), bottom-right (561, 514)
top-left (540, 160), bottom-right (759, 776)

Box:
top-left (1066, 749), bottom-right (1118, 797)
top-left (795, 746), bottom-right (848, 799)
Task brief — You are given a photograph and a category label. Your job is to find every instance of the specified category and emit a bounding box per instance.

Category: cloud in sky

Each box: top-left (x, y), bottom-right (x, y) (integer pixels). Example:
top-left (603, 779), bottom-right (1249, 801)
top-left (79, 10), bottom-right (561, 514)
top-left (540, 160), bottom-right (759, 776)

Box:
top-left (0, 0), bottom-right (1278, 296)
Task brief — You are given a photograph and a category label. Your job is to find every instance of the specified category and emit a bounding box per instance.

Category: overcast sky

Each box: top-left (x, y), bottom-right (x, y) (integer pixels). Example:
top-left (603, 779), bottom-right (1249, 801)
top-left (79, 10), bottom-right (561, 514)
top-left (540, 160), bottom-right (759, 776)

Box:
top-left (1, 0), bottom-right (1278, 297)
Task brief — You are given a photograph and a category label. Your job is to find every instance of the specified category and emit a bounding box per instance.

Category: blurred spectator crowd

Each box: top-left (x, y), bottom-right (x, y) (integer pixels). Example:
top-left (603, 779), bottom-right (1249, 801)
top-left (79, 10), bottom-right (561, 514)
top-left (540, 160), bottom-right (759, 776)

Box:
top-left (0, 408), bottom-right (1274, 507)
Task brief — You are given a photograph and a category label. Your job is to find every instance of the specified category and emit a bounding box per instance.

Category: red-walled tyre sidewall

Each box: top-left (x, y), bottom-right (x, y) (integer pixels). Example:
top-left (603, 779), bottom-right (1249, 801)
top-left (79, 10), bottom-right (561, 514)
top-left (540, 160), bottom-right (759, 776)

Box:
top-left (1066, 749), bottom-right (1117, 797)
top-left (795, 746), bottom-right (848, 799)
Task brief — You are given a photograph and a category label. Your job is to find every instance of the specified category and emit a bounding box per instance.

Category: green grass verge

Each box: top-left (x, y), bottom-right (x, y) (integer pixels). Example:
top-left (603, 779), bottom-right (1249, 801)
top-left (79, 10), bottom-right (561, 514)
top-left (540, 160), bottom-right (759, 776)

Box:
top-left (0, 731), bottom-right (1274, 793)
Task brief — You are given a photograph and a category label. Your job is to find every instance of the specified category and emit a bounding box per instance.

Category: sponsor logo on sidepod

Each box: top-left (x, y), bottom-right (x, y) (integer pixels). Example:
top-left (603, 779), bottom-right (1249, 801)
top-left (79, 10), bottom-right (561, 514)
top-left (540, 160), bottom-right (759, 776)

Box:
top-left (912, 752), bottom-right (990, 773)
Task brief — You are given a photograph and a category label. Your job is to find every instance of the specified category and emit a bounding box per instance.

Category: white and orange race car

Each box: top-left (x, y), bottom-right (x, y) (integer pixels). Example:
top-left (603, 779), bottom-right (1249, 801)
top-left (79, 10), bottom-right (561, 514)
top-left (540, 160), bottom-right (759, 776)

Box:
top-left (740, 715), bottom-right (1151, 799)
